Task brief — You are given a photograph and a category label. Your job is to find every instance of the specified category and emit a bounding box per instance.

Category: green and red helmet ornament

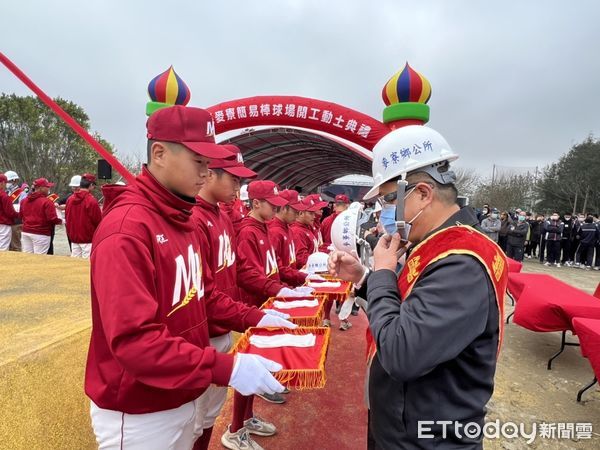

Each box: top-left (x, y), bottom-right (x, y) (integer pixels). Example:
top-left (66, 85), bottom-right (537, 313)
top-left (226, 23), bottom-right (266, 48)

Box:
top-left (146, 66), bottom-right (191, 116)
top-left (381, 62), bottom-right (431, 129)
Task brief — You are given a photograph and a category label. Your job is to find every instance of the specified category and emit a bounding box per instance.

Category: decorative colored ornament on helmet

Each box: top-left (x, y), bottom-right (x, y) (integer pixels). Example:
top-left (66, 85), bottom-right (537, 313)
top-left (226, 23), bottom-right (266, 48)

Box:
top-left (381, 62), bottom-right (431, 127)
top-left (146, 66), bottom-right (191, 116)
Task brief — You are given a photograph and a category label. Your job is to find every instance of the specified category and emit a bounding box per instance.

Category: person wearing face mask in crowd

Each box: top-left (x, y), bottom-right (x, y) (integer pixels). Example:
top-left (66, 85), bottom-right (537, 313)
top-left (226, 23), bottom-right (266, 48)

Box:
top-left (327, 126), bottom-right (508, 449)
top-left (480, 208), bottom-right (501, 242)
top-left (574, 215), bottom-right (598, 270)
top-left (477, 204), bottom-right (490, 223)
top-left (526, 214), bottom-right (543, 258)
top-left (498, 211), bottom-right (512, 252)
top-left (560, 212), bottom-right (576, 266)
top-left (505, 211), bottom-right (529, 262)
top-left (544, 212), bottom-right (564, 267)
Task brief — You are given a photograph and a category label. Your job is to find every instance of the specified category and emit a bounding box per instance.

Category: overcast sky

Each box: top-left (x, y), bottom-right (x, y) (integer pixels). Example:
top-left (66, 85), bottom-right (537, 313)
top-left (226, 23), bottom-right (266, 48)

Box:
top-left (2, 1), bottom-right (599, 177)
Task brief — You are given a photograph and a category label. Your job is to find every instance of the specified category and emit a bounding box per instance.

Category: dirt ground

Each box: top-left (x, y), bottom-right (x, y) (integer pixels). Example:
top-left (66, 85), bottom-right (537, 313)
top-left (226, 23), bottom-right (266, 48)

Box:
top-left (1, 226), bottom-right (599, 449)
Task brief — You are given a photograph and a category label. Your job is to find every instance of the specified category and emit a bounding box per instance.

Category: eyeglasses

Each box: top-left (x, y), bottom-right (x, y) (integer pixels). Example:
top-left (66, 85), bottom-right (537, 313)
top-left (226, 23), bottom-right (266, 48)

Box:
top-left (377, 182), bottom-right (431, 205)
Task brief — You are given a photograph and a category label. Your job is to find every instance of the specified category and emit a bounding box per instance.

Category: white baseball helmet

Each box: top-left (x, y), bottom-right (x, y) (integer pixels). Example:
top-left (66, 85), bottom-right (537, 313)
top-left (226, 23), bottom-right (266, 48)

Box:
top-left (69, 175), bottom-right (82, 187)
top-left (306, 252), bottom-right (329, 274)
top-left (4, 170), bottom-right (19, 181)
top-left (331, 202), bottom-right (365, 252)
top-left (363, 125), bottom-right (459, 200)
top-left (240, 184), bottom-right (249, 201)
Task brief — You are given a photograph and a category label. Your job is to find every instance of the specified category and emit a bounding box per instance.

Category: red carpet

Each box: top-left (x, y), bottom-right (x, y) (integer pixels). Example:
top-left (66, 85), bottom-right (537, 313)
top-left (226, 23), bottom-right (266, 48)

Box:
top-left (210, 312), bottom-right (369, 449)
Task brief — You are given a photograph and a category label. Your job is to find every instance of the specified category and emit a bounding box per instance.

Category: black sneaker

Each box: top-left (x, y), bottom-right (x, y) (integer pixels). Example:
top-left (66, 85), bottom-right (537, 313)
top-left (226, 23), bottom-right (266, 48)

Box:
top-left (258, 392), bottom-right (286, 404)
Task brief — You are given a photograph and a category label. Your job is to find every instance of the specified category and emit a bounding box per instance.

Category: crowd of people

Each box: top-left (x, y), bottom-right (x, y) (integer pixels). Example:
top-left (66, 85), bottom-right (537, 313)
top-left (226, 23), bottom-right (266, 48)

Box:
top-left (476, 203), bottom-right (600, 269)
top-left (0, 171), bottom-right (102, 257)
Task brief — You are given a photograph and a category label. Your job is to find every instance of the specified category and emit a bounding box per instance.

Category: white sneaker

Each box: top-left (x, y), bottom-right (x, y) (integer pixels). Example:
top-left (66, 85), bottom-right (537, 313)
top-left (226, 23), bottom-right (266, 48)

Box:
top-left (593, 267), bottom-right (600, 271)
top-left (544, 262), bottom-right (551, 267)
top-left (221, 426), bottom-right (264, 450)
top-left (322, 319), bottom-right (331, 327)
top-left (244, 416), bottom-right (277, 436)
top-left (555, 263), bottom-right (561, 268)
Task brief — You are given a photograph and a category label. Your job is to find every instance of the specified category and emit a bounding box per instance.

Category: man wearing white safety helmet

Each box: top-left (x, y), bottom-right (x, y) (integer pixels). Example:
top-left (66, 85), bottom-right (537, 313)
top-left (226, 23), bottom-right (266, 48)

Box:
top-left (328, 125), bottom-right (509, 449)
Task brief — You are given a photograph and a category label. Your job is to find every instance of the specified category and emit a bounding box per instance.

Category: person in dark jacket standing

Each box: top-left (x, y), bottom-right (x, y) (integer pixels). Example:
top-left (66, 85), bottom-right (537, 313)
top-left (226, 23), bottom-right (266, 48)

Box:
top-left (574, 216), bottom-right (598, 269)
top-left (65, 174), bottom-right (102, 258)
top-left (328, 126), bottom-right (507, 449)
top-left (560, 213), bottom-right (576, 266)
top-left (544, 212), bottom-right (564, 267)
top-left (506, 211), bottom-right (529, 262)
top-left (526, 214), bottom-right (543, 258)
top-left (498, 211), bottom-right (512, 252)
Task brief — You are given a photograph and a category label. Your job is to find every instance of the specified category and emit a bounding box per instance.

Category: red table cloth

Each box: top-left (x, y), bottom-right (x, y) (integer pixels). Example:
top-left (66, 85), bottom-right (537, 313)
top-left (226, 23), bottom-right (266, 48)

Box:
top-left (507, 258), bottom-right (523, 273)
top-left (510, 273), bottom-right (600, 332)
top-left (233, 327), bottom-right (331, 389)
top-left (572, 318), bottom-right (600, 380)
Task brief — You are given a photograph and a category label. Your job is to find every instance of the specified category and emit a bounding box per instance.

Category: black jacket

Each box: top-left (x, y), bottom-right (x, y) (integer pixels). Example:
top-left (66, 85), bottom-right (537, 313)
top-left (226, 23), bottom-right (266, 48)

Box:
top-left (365, 207), bottom-right (499, 449)
top-left (577, 222), bottom-right (599, 246)
top-left (506, 221), bottom-right (529, 247)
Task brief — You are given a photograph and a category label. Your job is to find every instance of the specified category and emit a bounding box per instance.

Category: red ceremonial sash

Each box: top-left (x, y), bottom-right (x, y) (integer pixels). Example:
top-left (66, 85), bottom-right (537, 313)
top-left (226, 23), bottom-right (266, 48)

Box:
top-left (9, 187), bottom-right (24, 203)
top-left (366, 225), bottom-right (508, 365)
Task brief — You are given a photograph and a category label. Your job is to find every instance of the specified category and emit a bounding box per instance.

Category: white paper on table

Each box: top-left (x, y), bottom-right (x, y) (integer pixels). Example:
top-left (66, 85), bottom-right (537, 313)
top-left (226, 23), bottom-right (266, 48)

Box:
top-left (273, 299), bottom-right (319, 309)
top-left (308, 281), bottom-right (341, 288)
top-left (249, 333), bottom-right (316, 348)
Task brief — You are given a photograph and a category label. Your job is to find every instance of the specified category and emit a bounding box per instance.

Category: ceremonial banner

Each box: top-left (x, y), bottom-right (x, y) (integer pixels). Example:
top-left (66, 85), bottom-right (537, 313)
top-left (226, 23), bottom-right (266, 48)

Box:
top-left (232, 326), bottom-right (331, 390)
top-left (260, 295), bottom-right (325, 327)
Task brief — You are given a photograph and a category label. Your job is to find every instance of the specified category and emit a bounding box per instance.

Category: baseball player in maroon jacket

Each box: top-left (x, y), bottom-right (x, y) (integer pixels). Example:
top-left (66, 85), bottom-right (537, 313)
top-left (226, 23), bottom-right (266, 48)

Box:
top-left (85, 106), bottom-right (294, 449)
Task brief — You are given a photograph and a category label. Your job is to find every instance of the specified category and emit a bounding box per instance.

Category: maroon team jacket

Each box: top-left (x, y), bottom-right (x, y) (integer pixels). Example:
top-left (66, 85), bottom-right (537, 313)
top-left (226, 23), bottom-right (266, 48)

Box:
top-left (193, 195), bottom-right (263, 337)
top-left (19, 191), bottom-right (62, 235)
top-left (0, 190), bottom-right (18, 225)
top-left (237, 215), bottom-right (289, 307)
top-left (85, 167), bottom-right (263, 414)
top-left (290, 221), bottom-right (319, 269)
top-left (268, 216), bottom-right (307, 286)
top-left (65, 190), bottom-right (102, 243)
top-left (319, 211), bottom-right (338, 252)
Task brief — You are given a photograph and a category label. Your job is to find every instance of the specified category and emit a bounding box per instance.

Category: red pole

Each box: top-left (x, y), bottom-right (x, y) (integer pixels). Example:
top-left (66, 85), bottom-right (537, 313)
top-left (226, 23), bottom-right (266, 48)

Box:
top-left (0, 52), bottom-right (135, 184)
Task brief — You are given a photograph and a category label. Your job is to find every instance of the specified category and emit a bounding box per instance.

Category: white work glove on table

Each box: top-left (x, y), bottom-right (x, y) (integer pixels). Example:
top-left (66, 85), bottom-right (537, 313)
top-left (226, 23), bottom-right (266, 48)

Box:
top-left (229, 353), bottom-right (285, 396)
top-left (262, 309), bottom-right (291, 319)
top-left (276, 286), bottom-right (314, 297)
top-left (257, 314), bottom-right (298, 329)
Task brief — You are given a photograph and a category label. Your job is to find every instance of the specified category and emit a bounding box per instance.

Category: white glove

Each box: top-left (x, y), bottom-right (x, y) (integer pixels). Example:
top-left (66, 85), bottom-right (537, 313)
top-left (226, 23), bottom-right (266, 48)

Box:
top-left (277, 287), bottom-right (306, 297)
top-left (262, 309), bottom-right (291, 319)
top-left (293, 286), bottom-right (315, 296)
top-left (257, 314), bottom-right (298, 329)
top-left (229, 353), bottom-right (285, 396)
top-left (307, 274), bottom-right (326, 282)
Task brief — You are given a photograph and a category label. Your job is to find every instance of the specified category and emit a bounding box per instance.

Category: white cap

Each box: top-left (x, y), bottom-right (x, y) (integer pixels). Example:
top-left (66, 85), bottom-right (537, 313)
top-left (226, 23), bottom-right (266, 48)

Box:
top-left (4, 170), bottom-right (19, 181)
top-left (69, 175), bottom-right (82, 187)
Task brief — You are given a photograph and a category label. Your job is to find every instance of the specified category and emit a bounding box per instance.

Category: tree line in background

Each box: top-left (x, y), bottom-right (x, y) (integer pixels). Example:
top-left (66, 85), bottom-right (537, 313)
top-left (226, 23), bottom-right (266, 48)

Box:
top-left (455, 136), bottom-right (600, 215)
top-left (0, 94), bottom-right (115, 194)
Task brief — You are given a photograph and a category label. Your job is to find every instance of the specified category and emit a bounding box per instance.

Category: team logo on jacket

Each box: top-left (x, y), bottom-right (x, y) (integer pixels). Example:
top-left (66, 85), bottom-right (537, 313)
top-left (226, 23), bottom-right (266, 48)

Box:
top-left (169, 244), bottom-right (204, 316)
top-left (217, 231), bottom-right (235, 272)
top-left (289, 240), bottom-right (297, 265)
top-left (265, 247), bottom-right (279, 277)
